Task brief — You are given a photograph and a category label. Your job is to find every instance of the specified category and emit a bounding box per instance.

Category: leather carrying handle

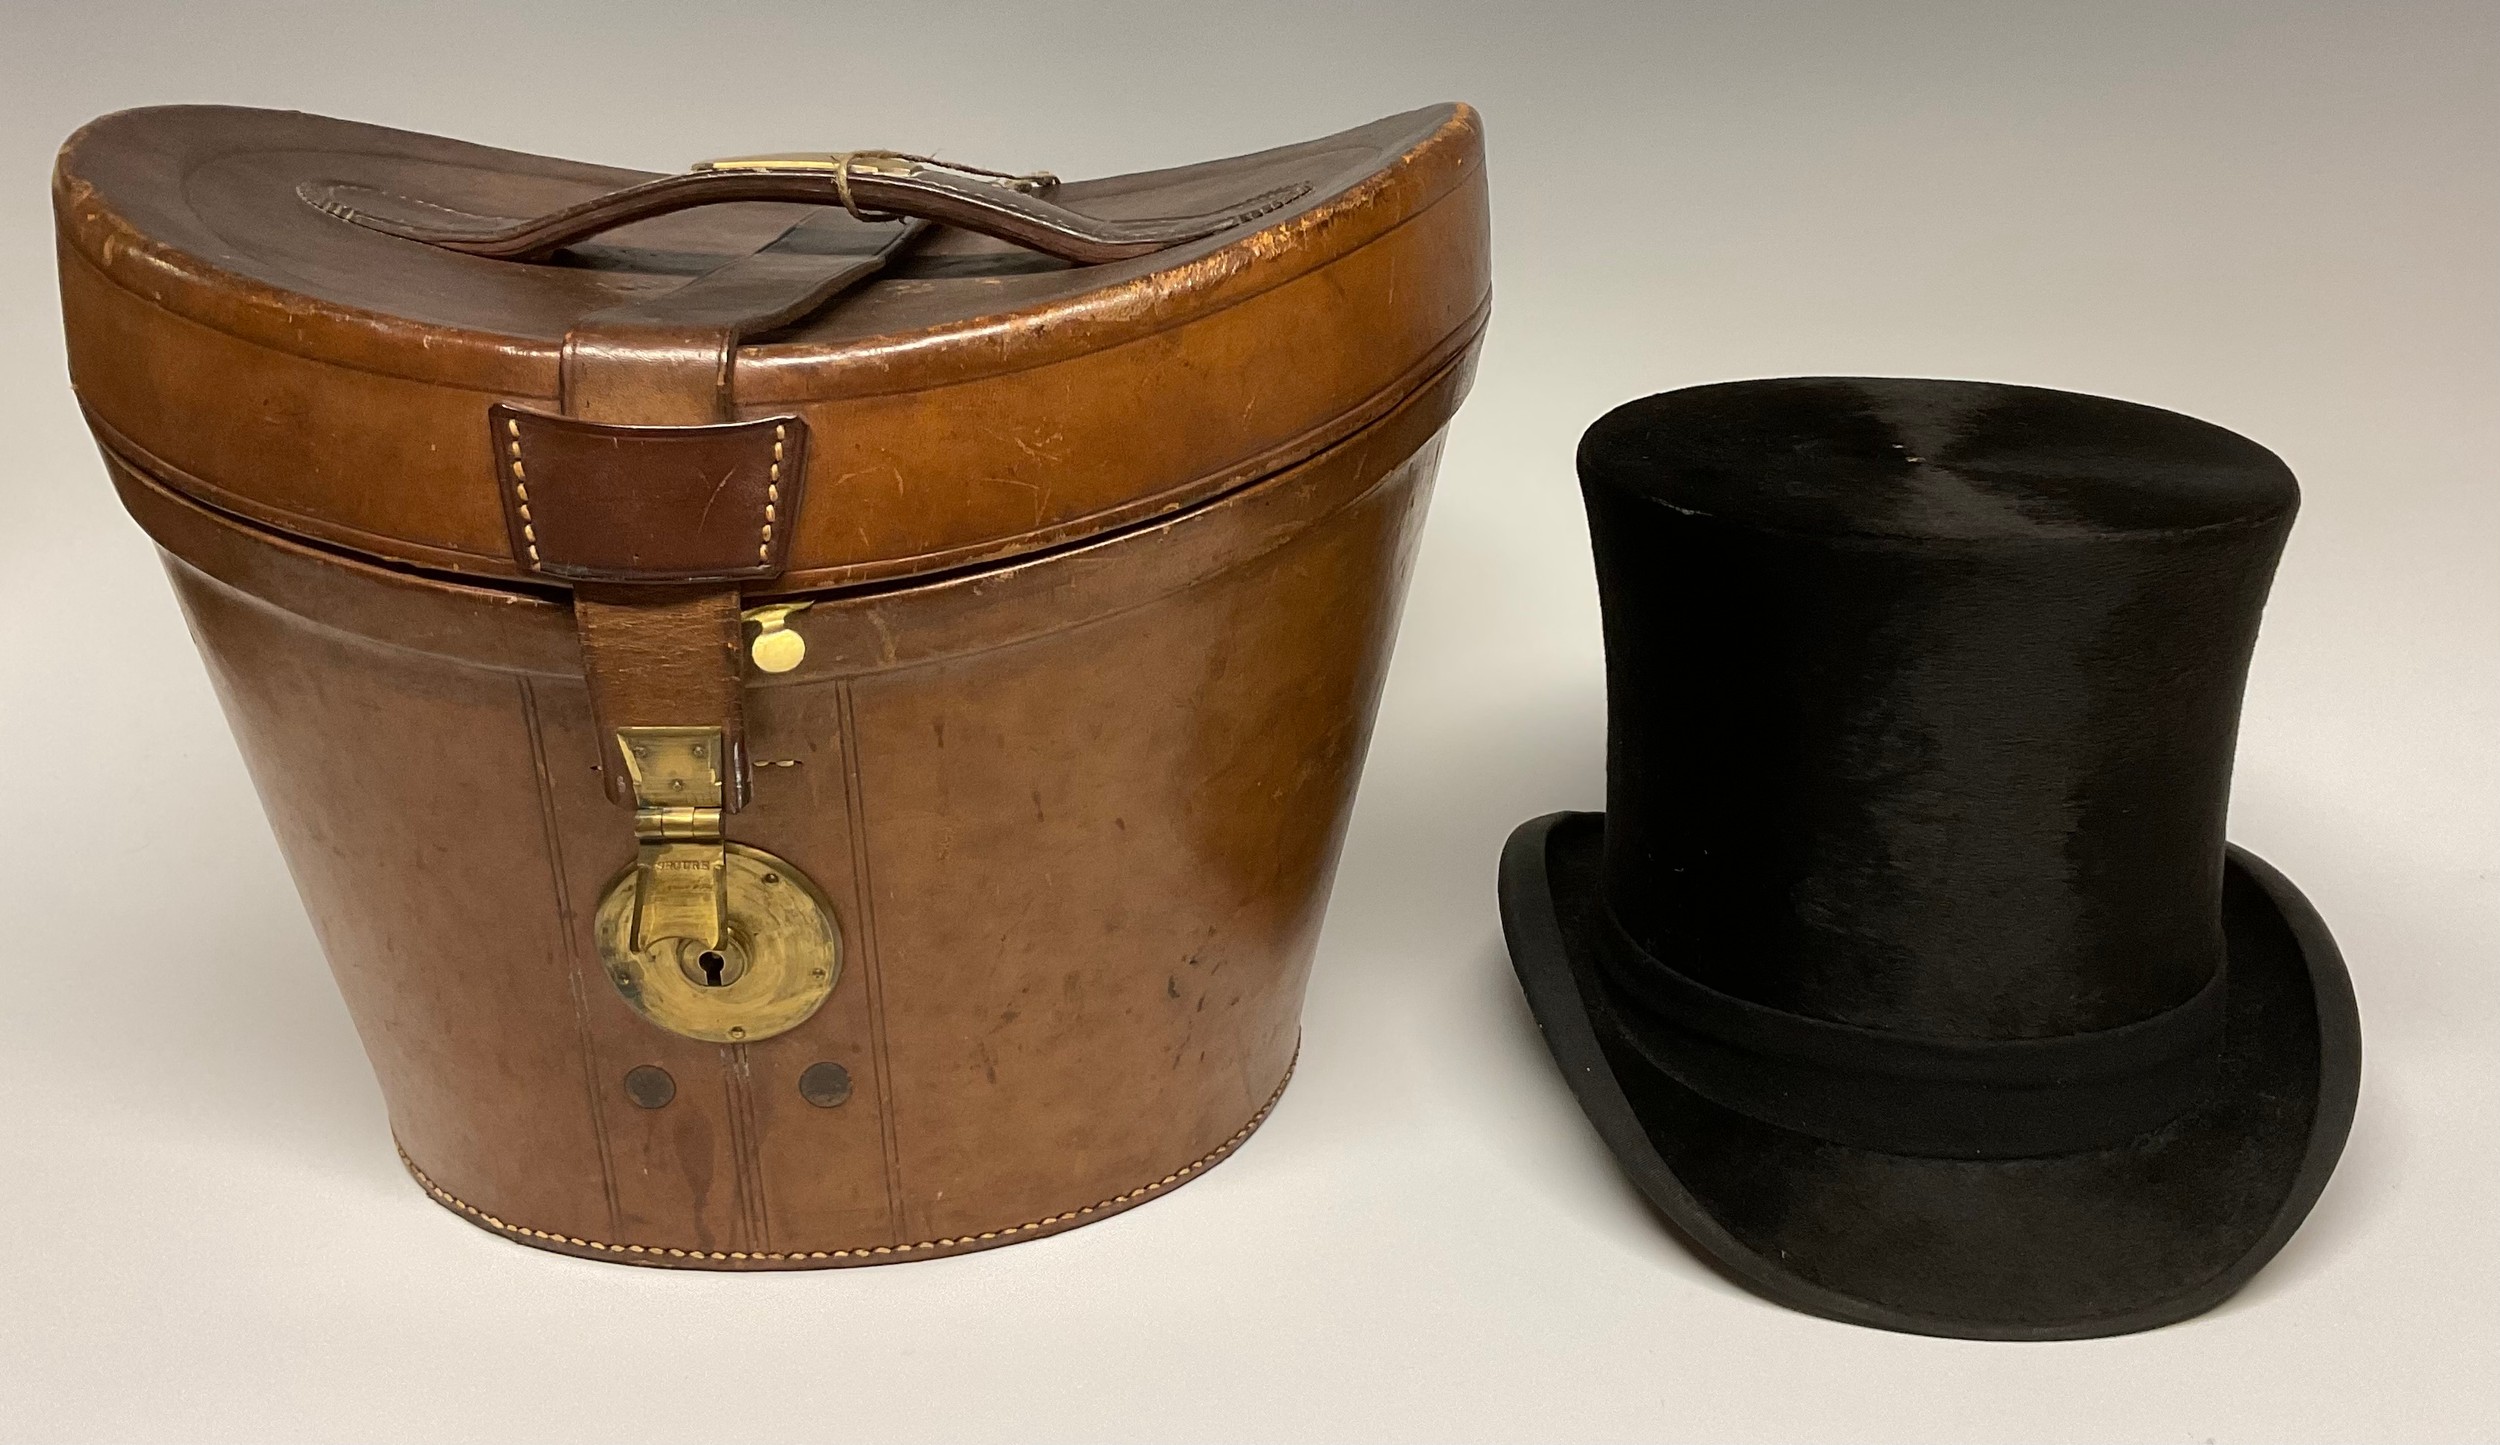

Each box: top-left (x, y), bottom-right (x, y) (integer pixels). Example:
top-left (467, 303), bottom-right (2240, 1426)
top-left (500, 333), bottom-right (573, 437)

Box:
top-left (305, 160), bottom-right (1309, 265)
top-left (465, 145), bottom-right (1294, 819)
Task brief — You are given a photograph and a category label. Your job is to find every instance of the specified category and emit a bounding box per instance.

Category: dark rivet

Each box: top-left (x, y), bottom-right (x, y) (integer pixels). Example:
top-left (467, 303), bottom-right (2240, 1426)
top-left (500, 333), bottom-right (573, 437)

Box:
top-left (624, 1065), bottom-right (676, 1109)
top-left (798, 1061), bottom-right (853, 1108)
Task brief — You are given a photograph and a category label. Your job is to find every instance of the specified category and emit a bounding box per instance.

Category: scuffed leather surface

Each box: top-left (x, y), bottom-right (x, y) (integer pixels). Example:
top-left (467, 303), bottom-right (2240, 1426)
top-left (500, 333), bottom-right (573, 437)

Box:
top-left (131, 396), bottom-right (1453, 1264)
top-left (69, 100), bottom-right (1490, 1266)
top-left (56, 104), bottom-right (1490, 589)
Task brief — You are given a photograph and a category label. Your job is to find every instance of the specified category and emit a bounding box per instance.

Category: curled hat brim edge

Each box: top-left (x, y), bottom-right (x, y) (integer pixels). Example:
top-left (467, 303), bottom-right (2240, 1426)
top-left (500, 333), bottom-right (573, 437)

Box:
top-left (1499, 810), bottom-right (2362, 1341)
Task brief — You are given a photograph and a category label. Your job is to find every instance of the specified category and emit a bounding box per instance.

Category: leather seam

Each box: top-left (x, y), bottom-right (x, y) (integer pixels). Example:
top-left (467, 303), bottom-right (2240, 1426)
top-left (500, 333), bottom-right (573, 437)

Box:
top-left (81, 297), bottom-right (1483, 590)
top-left (496, 413), bottom-right (789, 579)
top-left (832, 677), bottom-right (910, 1237)
top-left (398, 1052), bottom-right (1294, 1262)
top-left (104, 363), bottom-right (1458, 685)
top-left (502, 415), bottom-right (539, 568)
top-left (517, 674), bottom-right (623, 1237)
top-left (762, 424), bottom-right (784, 565)
top-left (299, 181), bottom-right (515, 232)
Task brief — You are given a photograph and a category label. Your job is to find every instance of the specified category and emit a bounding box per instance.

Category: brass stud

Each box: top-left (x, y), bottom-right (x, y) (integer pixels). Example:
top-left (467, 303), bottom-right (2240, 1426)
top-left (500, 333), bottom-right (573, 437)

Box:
top-left (798, 1061), bottom-right (853, 1108)
top-left (623, 1065), bottom-right (676, 1109)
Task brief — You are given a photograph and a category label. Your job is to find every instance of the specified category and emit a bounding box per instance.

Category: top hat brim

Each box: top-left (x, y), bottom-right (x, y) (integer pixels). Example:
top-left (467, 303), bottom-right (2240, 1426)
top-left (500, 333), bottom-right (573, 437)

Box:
top-left (1500, 811), bottom-right (2362, 1341)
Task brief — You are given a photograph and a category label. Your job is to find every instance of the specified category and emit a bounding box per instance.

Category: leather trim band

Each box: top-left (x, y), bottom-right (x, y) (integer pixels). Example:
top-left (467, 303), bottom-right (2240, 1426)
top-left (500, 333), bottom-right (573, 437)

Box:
top-left (1596, 907), bottom-right (2229, 1159)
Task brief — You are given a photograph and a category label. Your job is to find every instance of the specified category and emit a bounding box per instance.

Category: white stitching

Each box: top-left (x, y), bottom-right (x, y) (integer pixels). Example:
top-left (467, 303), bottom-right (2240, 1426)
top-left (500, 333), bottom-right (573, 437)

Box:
top-left (761, 424), bottom-right (785, 564)
top-left (504, 417), bottom-right (539, 566)
top-left (402, 1055), bottom-right (1292, 1263)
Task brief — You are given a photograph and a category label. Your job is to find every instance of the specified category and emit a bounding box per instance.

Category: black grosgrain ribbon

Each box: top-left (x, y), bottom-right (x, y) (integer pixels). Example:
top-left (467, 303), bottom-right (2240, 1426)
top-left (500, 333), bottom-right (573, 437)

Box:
top-left (1595, 910), bottom-right (2229, 1160)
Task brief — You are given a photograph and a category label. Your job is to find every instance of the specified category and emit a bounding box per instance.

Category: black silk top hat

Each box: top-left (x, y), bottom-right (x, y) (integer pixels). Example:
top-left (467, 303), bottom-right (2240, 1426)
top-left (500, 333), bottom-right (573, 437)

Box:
top-left (1501, 377), bottom-right (2361, 1340)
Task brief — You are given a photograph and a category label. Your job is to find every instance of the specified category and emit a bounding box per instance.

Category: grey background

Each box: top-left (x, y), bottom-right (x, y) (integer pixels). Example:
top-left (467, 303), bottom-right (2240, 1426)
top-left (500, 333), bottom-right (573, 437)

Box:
top-left (2, 2), bottom-right (2493, 1439)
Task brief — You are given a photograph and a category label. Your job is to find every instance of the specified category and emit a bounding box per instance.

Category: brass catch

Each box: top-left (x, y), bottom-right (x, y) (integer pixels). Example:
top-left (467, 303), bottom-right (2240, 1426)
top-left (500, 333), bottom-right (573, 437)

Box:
top-left (600, 726), bottom-right (841, 1043)
top-left (742, 602), bottom-right (812, 675)
top-left (616, 726), bottom-right (729, 952)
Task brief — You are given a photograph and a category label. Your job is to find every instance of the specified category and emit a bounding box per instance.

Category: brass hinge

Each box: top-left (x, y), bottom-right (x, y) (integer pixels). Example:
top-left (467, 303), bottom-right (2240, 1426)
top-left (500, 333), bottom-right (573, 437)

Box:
top-left (615, 726), bottom-right (727, 952)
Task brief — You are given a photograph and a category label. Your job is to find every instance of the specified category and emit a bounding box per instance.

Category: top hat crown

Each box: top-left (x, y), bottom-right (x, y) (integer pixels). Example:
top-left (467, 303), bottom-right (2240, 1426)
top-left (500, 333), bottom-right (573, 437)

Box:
top-left (1581, 377), bottom-right (2292, 1046)
top-left (1503, 377), bottom-right (2360, 1340)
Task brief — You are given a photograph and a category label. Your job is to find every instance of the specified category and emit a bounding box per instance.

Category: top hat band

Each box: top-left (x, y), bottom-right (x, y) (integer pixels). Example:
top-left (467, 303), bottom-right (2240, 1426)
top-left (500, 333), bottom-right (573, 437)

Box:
top-left (1595, 907), bottom-right (2230, 1160)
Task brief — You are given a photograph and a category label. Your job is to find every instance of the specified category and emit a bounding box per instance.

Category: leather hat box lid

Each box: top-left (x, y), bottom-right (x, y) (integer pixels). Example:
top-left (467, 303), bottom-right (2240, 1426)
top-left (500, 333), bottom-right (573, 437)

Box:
top-left (55, 104), bottom-right (1488, 592)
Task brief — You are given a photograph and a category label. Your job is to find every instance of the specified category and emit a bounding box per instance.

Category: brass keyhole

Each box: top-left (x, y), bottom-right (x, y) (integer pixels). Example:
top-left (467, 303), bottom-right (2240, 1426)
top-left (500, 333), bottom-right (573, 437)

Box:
top-left (674, 939), bottom-right (750, 990)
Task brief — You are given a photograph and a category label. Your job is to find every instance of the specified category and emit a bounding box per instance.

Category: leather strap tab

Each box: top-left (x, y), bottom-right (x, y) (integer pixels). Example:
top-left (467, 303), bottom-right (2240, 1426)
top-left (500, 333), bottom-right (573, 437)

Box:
top-left (514, 205), bottom-right (919, 812)
top-left (493, 405), bottom-right (803, 583)
top-left (560, 326), bottom-right (734, 426)
top-left (575, 587), bottom-right (750, 809)
top-left (556, 210), bottom-right (922, 423)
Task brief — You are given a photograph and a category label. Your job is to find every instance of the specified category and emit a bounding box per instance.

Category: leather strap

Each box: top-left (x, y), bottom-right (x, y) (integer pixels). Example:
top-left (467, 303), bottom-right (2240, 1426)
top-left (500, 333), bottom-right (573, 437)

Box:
top-left (573, 587), bottom-right (751, 809)
top-left (513, 207), bottom-right (923, 807)
top-left (305, 160), bottom-right (1306, 265)
top-left (562, 208), bottom-right (928, 420)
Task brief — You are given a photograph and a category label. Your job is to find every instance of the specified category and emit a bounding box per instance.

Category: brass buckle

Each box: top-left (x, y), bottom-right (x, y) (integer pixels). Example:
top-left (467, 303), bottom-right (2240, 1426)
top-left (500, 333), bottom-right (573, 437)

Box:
top-left (689, 151), bottom-right (920, 177)
top-left (687, 150), bottom-right (1056, 197)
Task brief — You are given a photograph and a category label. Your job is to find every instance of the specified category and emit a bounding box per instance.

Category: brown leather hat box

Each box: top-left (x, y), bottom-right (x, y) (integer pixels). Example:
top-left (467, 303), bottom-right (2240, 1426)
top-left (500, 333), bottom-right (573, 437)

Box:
top-left (55, 104), bottom-right (1488, 1267)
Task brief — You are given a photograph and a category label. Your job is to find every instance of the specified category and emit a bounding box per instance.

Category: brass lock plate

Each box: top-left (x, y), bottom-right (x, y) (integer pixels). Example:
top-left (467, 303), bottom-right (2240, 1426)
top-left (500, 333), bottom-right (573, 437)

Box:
top-left (594, 843), bottom-right (841, 1043)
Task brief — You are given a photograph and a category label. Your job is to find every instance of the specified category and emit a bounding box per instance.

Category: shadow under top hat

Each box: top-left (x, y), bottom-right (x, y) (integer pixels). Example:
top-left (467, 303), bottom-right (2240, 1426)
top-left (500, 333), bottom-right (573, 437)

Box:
top-left (1502, 377), bottom-right (2359, 1340)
